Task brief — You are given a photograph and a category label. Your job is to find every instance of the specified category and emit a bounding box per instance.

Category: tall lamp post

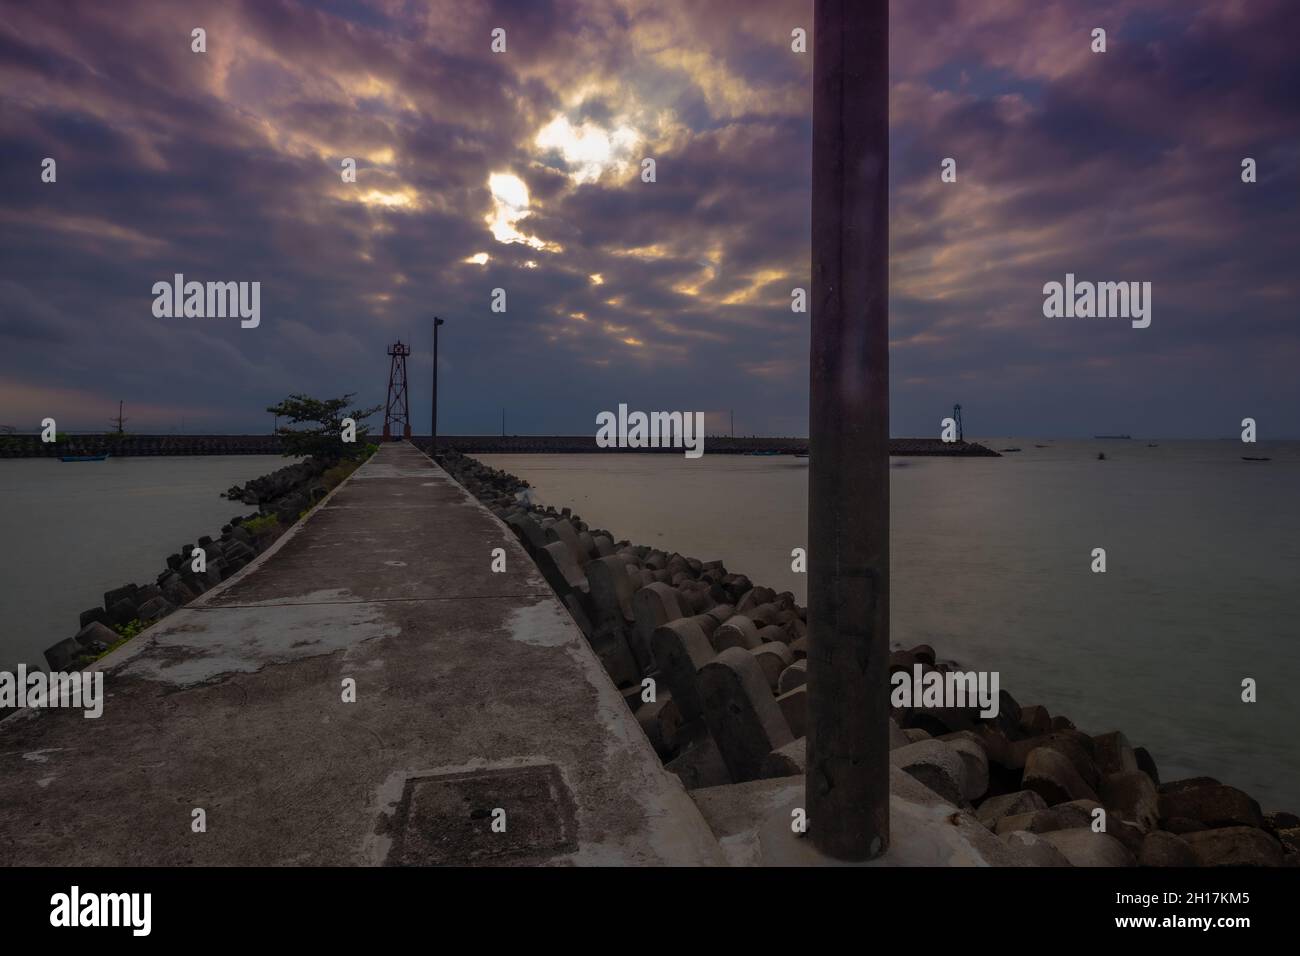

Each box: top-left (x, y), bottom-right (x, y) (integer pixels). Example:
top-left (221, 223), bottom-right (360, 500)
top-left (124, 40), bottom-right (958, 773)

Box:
top-left (806, 0), bottom-right (891, 861)
top-left (432, 316), bottom-right (445, 457)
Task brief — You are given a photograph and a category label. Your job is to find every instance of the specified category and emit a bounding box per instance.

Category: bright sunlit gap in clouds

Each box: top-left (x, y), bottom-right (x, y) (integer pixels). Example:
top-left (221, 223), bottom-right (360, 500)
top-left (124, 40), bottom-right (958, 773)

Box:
top-left (485, 172), bottom-right (554, 251)
top-left (535, 114), bottom-right (640, 184)
top-left (356, 187), bottom-right (417, 209)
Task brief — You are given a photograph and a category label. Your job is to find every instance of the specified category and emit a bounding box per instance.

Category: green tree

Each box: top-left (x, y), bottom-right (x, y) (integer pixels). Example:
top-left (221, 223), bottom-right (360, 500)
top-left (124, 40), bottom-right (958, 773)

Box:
top-left (267, 393), bottom-right (381, 461)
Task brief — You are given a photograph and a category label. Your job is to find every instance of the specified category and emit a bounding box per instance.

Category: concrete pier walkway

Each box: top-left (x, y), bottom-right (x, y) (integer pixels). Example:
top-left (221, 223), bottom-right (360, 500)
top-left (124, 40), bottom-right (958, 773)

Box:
top-left (0, 442), bottom-right (723, 865)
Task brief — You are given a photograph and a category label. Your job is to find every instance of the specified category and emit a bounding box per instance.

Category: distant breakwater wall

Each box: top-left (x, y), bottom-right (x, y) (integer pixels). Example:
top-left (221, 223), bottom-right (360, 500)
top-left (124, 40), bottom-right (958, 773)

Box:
top-left (438, 447), bottom-right (1298, 868)
top-left (415, 436), bottom-right (1001, 457)
top-left (0, 434), bottom-right (282, 458)
top-left (21, 457), bottom-right (334, 685)
top-left (1, 434), bottom-right (1001, 458)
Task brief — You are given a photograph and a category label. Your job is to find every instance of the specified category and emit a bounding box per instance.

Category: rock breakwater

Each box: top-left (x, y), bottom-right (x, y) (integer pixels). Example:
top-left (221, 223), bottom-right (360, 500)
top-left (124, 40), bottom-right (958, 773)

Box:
top-left (413, 436), bottom-right (1000, 456)
top-left (0, 434), bottom-right (283, 458)
top-left (27, 458), bottom-right (336, 683)
top-left (437, 447), bottom-right (1298, 868)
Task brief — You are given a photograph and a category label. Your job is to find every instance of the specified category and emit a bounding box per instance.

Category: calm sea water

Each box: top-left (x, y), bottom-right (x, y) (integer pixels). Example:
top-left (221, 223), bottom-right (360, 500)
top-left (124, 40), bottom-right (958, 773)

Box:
top-left (480, 440), bottom-right (1300, 812)
top-left (0, 455), bottom-right (282, 669)
top-left (2, 444), bottom-right (1295, 812)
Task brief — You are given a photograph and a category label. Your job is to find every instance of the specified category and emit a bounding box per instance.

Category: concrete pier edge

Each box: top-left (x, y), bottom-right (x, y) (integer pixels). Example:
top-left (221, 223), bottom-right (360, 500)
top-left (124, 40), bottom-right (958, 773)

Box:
top-left (0, 442), bottom-right (724, 865)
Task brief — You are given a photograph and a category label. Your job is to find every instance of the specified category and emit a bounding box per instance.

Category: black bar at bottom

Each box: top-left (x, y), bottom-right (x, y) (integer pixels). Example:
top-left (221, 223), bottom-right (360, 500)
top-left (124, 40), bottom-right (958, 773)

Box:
top-left (0, 866), bottom-right (1290, 942)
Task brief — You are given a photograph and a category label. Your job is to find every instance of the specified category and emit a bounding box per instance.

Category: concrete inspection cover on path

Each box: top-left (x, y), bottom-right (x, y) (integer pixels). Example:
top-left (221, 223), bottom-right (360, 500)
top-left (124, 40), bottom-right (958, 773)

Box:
top-left (386, 763), bottom-right (579, 866)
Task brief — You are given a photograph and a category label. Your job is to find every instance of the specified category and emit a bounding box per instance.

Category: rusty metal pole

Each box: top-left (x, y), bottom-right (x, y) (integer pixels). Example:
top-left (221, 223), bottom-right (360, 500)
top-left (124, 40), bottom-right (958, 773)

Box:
top-left (432, 316), bottom-right (444, 455)
top-left (806, 0), bottom-right (890, 861)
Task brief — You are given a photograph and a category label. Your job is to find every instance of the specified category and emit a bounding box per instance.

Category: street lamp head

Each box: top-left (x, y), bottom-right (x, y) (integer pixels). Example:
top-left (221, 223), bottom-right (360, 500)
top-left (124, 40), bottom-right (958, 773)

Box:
top-left (435, 317), bottom-right (445, 327)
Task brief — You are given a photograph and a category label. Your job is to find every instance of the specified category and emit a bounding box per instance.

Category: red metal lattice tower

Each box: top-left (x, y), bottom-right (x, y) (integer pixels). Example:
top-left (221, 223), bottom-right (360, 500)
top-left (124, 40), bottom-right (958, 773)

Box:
top-left (383, 340), bottom-right (412, 440)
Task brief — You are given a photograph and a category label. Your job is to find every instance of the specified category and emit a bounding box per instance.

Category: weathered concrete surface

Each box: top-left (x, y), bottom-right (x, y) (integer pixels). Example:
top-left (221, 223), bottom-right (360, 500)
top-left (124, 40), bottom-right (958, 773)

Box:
top-left (691, 769), bottom-right (1036, 867)
top-left (0, 443), bottom-right (723, 866)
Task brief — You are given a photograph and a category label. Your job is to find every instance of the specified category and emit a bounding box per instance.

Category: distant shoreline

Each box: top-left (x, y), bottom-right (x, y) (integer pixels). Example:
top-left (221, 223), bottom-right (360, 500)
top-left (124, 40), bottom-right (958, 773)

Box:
top-left (1, 434), bottom-right (1001, 458)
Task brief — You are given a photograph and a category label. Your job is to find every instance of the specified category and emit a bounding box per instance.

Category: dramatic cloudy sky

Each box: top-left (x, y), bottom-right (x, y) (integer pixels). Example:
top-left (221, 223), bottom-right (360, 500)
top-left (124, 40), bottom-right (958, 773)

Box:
top-left (2, 0), bottom-right (1297, 438)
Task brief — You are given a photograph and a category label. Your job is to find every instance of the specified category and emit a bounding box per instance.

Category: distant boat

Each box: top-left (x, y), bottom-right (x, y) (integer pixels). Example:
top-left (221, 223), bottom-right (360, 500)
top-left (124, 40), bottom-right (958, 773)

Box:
top-left (1147, 443), bottom-right (1159, 448)
top-left (1097, 452), bottom-right (1106, 460)
top-left (1001, 447), bottom-right (1022, 452)
top-left (59, 453), bottom-right (108, 462)
top-left (1034, 444), bottom-right (1049, 448)
top-left (1095, 435), bottom-right (1131, 439)
top-left (1242, 456), bottom-right (1271, 462)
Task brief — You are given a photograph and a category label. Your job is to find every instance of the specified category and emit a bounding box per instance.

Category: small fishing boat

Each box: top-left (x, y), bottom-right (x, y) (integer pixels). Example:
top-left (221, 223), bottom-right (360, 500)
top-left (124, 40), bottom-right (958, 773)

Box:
top-left (1241, 456), bottom-right (1271, 462)
top-left (59, 453), bottom-right (109, 462)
